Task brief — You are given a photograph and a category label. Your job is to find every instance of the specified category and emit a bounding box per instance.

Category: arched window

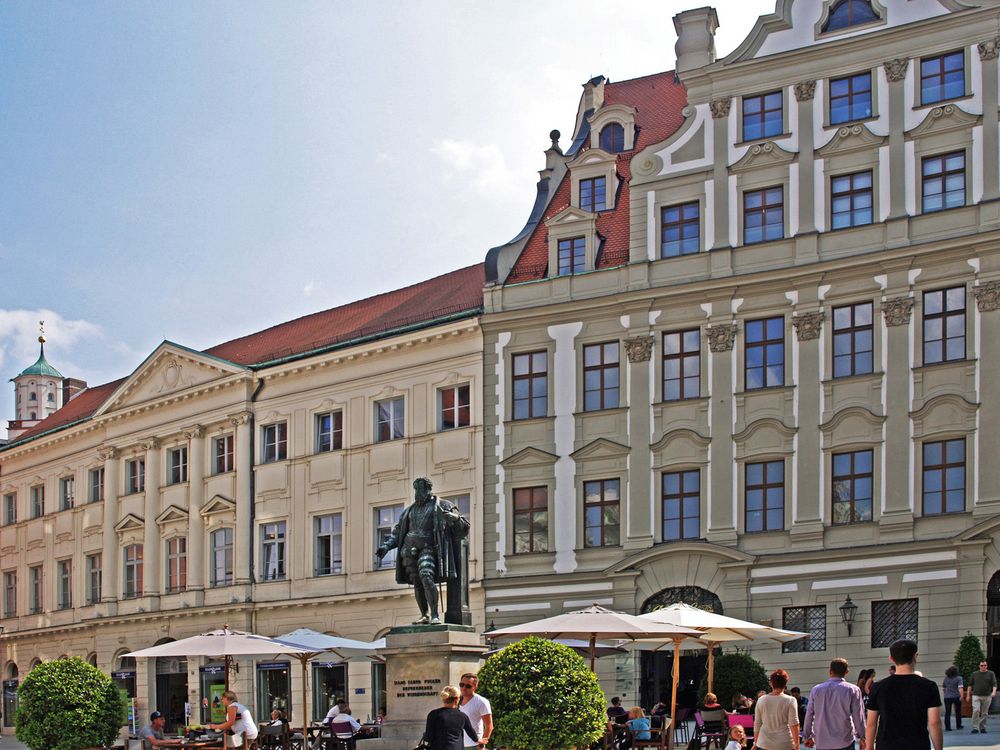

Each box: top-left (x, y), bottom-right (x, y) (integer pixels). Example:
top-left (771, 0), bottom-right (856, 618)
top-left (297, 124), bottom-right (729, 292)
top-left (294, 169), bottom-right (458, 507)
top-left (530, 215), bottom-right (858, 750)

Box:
top-left (599, 123), bottom-right (625, 153)
top-left (29, 412), bottom-right (36, 420)
top-left (87, 653), bottom-right (98, 668)
top-left (46, 393), bottom-right (54, 403)
top-left (822, 0), bottom-right (879, 32)
top-left (29, 658), bottom-right (42, 671)
top-left (28, 393), bottom-right (36, 402)
top-left (640, 585), bottom-right (724, 615)
top-left (5, 663), bottom-right (17, 680)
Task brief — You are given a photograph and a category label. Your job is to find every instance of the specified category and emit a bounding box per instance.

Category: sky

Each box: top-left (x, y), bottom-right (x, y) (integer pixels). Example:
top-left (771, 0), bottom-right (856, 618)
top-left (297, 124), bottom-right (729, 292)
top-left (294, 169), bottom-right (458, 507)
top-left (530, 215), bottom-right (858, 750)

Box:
top-left (0, 0), bottom-right (777, 438)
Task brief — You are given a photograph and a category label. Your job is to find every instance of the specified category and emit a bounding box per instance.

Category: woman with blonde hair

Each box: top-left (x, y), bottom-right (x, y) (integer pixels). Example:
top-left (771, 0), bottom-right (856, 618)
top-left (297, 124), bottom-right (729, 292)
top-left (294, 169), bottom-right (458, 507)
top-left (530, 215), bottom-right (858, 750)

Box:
top-left (208, 690), bottom-right (259, 748)
top-left (423, 685), bottom-right (481, 750)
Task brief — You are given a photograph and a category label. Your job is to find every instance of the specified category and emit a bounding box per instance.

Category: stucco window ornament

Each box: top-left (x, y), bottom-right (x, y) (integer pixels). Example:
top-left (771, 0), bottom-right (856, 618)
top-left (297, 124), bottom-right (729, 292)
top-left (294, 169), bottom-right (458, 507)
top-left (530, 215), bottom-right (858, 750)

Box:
top-left (623, 336), bottom-right (654, 363)
top-left (880, 296), bottom-right (914, 326)
top-left (794, 80), bottom-right (817, 102)
top-left (707, 323), bottom-right (738, 353)
top-left (883, 58), bottom-right (909, 83)
top-left (973, 281), bottom-right (1000, 312)
top-left (792, 312), bottom-right (824, 341)
top-left (979, 38), bottom-right (1000, 61)
top-left (709, 97), bottom-right (732, 119)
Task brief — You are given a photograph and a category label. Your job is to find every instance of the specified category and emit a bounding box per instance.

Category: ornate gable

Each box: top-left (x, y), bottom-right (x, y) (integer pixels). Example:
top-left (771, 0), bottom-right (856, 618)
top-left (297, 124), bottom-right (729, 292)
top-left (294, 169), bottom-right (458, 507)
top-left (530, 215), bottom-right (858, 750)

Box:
top-left (817, 123), bottom-right (887, 156)
top-left (905, 103), bottom-right (981, 140)
top-left (730, 141), bottom-right (797, 173)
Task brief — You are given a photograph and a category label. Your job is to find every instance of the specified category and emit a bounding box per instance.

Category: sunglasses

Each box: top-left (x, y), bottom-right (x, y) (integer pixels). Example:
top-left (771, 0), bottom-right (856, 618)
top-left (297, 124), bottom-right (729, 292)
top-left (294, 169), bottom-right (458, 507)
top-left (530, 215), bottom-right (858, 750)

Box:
top-left (460, 683), bottom-right (474, 689)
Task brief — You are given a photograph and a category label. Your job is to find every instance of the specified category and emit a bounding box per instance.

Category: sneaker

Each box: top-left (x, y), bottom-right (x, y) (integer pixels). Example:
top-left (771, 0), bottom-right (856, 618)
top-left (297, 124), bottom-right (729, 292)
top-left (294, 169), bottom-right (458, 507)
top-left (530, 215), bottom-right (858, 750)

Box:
top-left (972, 729), bottom-right (979, 734)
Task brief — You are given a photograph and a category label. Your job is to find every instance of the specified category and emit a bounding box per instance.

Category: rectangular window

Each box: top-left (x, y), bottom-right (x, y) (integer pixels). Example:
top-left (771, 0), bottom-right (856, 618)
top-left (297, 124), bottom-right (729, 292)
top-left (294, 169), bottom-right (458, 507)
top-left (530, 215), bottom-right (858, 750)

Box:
top-left (745, 317), bottom-right (785, 390)
top-left (663, 329), bottom-right (700, 401)
top-left (833, 302), bottom-right (874, 377)
top-left (745, 460), bottom-right (784, 533)
top-left (165, 537), bottom-right (187, 593)
top-left (375, 397), bottom-right (405, 442)
top-left (583, 479), bottom-right (620, 548)
top-left (59, 476), bottom-right (75, 511)
top-left (29, 565), bottom-right (42, 614)
top-left (513, 487), bottom-right (548, 554)
top-left (782, 606), bottom-right (827, 653)
top-left (57, 559), bottom-right (72, 610)
top-left (922, 438), bottom-right (965, 515)
top-left (314, 514), bottom-right (343, 576)
top-left (662, 470), bottom-right (700, 542)
top-left (210, 528), bottom-right (234, 587)
top-left (375, 505), bottom-right (404, 569)
top-left (89, 468), bottom-right (105, 503)
top-left (512, 351), bottom-right (547, 420)
top-left (661, 202), bottom-right (700, 257)
top-left (872, 599), bottom-right (919, 648)
top-left (831, 171), bottom-right (873, 229)
top-left (743, 187), bottom-right (784, 244)
top-left (743, 91), bottom-right (783, 141)
top-left (86, 554), bottom-right (102, 605)
top-left (832, 449), bottom-right (874, 525)
top-left (920, 51), bottom-right (964, 105)
top-left (168, 447), bottom-right (188, 485)
top-left (260, 522), bottom-right (287, 581)
top-left (922, 152), bottom-right (965, 213)
top-left (923, 287), bottom-right (965, 364)
top-left (557, 236), bottom-right (586, 276)
top-left (30, 484), bottom-right (45, 518)
top-left (126, 459), bottom-right (145, 495)
top-left (262, 422), bottom-right (288, 463)
top-left (830, 72), bottom-right (872, 124)
top-left (123, 544), bottom-right (143, 598)
top-left (315, 411), bottom-right (344, 452)
top-left (3, 493), bottom-right (16, 525)
top-left (214, 434), bottom-right (235, 474)
top-left (447, 494), bottom-right (471, 520)
top-left (579, 176), bottom-right (606, 212)
top-left (583, 342), bottom-right (620, 411)
top-left (3, 571), bottom-right (16, 617)
top-left (439, 385), bottom-right (471, 431)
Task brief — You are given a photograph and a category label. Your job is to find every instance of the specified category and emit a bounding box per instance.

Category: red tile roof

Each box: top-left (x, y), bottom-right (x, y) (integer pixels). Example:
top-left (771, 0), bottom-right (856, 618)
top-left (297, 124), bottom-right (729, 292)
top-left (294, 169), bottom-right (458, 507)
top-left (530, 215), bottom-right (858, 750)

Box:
top-left (507, 71), bottom-right (687, 283)
top-left (4, 264), bottom-right (484, 449)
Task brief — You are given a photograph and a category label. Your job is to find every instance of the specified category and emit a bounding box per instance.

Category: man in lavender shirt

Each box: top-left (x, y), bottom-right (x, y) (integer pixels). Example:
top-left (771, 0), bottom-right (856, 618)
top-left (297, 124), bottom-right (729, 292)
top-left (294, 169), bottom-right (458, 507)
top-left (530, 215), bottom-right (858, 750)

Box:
top-left (803, 658), bottom-right (866, 750)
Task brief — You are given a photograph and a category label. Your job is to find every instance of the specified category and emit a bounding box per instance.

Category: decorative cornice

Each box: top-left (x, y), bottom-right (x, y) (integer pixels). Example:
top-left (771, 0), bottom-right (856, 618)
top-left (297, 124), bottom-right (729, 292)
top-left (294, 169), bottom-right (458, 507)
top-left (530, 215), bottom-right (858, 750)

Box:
top-left (880, 296), bottom-right (914, 327)
top-left (707, 324), bottom-right (738, 353)
top-left (973, 282), bottom-right (1000, 312)
top-left (623, 336), bottom-right (654, 363)
top-left (229, 412), bottom-right (251, 427)
top-left (793, 80), bottom-right (816, 102)
top-left (883, 58), bottom-right (909, 83)
top-left (979, 37), bottom-right (1000, 62)
top-left (792, 312), bottom-right (824, 341)
top-left (709, 97), bottom-right (732, 119)
top-left (183, 425), bottom-right (205, 440)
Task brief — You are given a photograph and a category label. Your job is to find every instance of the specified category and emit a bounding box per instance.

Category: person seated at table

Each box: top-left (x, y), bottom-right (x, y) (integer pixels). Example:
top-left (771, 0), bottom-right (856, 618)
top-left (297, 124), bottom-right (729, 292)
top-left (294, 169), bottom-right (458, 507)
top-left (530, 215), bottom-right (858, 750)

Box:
top-left (617, 707), bottom-right (650, 750)
top-left (731, 692), bottom-right (753, 713)
top-left (323, 698), bottom-right (348, 725)
top-left (331, 707), bottom-right (363, 739)
top-left (607, 697), bottom-right (628, 721)
top-left (266, 709), bottom-right (288, 727)
top-left (699, 692), bottom-right (724, 712)
top-left (208, 690), bottom-right (259, 748)
top-left (138, 711), bottom-right (182, 748)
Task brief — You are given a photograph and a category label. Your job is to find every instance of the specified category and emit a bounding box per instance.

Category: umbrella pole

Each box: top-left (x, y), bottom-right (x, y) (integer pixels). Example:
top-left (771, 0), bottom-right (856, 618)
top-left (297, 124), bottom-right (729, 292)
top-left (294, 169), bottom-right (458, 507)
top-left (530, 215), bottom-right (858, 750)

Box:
top-left (224, 655), bottom-right (231, 692)
top-left (589, 634), bottom-right (596, 672)
top-left (668, 638), bottom-right (680, 750)
top-left (706, 641), bottom-right (717, 694)
top-left (300, 655), bottom-right (309, 728)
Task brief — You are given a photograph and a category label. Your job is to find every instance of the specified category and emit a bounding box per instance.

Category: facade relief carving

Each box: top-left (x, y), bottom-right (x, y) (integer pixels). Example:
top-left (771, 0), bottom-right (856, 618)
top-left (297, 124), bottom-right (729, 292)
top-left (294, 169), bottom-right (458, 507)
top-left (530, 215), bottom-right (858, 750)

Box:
top-left (709, 97), bottom-right (732, 119)
top-left (880, 296), bottom-right (914, 326)
top-left (792, 312), bottom-right (824, 341)
top-left (183, 425), bottom-right (205, 440)
top-left (229, 412), bottom-right (251, 427)
top-left (624, 336), bottom-right (654, 363)
top-left (707, 324), bottom-right (738, 353)
top-left (97, 447), bottom-right (118, 462)
top-left (883, 58), bottom-right (909, 82)
top-left (141, 438), bottom-right (160, 451)
top-left (793, 80), bottom-right (816, 102)
top-left (979, 37), bottom-right (1000, 61)
top-left (974, 281), bottom-right (1000, 312)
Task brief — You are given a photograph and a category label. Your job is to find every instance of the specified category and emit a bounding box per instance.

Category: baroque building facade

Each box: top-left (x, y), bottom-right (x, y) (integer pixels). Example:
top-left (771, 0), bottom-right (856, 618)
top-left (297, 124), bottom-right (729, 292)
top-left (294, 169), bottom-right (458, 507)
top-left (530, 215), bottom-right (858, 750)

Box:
top-left (0, 265), bottom-right (485, 732)
top-left (482, 0), bottom-right (1000, 704)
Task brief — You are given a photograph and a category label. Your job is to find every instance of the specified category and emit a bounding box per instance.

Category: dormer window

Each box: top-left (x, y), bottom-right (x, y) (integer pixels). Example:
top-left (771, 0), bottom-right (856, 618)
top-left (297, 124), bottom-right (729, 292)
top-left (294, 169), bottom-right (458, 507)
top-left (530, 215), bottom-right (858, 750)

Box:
top-left (557, 237), bottom-right (586, 276)
top-left (822, 0), bottom-right (879, 33)
top-left (599, 123), bottom-right (625, 153)
top-left (580, 177), bottom-right (606, 212)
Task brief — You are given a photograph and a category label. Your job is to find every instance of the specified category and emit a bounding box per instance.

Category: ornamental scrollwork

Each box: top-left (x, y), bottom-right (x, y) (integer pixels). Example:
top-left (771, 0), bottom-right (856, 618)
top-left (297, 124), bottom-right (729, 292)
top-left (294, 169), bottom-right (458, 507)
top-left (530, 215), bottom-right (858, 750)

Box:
top-left (709, 97), bottom-right (732, 119)
top-left (792, 312), bottom-right (824, 341)
top-left (883, 58), bottom-right (909, 82)
top-left (623, 336), bottom-right (654, 363)
top-left (794, 80), bottom-right (817, 102)
top-left (880, 296), bottom-right (914, 326)
top-left (979, 38), bottom-right (1000, 61)
top-left (973, 282), bottom-right (1000, 312)
top-left (707, 323), bottom-right (738, 353)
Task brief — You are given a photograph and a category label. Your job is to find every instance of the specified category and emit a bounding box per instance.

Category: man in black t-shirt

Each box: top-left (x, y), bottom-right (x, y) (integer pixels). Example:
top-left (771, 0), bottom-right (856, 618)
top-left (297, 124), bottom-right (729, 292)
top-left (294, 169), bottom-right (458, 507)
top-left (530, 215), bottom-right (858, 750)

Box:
top-left (865, 639), bottom-right (942, 750)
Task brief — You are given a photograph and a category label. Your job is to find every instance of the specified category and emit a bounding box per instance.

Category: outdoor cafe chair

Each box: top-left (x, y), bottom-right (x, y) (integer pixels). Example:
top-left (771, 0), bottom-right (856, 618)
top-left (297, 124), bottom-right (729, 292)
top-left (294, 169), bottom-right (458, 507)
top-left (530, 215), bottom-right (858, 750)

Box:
top-left (624, 718), bottom-right (671, 750)
top-left (259, 724), bottom-right (291, 750)
top-left (671, 706), bottom-right (692, 744)
top-left (726, 712), bottom-right (754, 739)
top-left (693, 709), bottom-right (727, 748)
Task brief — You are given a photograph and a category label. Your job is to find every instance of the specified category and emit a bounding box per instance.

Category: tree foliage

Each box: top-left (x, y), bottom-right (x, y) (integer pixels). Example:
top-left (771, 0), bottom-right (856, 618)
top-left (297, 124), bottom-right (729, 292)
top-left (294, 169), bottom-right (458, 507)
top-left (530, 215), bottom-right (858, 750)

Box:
top-left (478, 637), bottom-right (606, 750)
top-left (15, 657), bottom-right (128, 750)
top-left (698, 651), bottom-right (769, 705)
top-left (953, 633), bottom-right (987, 685)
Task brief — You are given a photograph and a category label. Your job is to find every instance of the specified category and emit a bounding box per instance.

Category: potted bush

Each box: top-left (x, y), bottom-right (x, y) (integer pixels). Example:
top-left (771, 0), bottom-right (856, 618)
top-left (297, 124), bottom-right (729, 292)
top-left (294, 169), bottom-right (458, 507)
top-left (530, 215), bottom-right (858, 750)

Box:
top-left (697, 651), bottom-right (769, 706)
top-left (15, 656), bottom-right (128, 750)
top-left (953, 633), bottom-right (987, 718)
top-left (478, 637), bottom-right (606, 750)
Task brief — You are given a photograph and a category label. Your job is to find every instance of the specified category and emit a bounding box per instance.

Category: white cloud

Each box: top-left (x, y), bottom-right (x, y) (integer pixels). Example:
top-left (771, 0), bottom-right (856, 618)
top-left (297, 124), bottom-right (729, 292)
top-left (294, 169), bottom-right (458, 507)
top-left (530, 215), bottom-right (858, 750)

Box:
top-left (303, 280), bottom-right (321, 297)
top-left (375, 151), bottom-right (393, 164)
top-left (430, 138), bottom-right (526, 201)
top-left (0, 309), bottom-right (102, 373)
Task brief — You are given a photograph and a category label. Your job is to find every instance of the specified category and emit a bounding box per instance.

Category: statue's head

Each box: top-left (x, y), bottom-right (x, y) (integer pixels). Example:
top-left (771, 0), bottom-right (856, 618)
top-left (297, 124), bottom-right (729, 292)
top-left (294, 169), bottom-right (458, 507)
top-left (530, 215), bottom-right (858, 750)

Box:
top-left (413, 477), bottom-right (433, 499)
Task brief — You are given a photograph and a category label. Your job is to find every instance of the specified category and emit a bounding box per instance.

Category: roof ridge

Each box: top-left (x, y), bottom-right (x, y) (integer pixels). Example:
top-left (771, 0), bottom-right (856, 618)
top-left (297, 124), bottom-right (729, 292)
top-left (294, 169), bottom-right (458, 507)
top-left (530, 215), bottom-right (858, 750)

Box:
top-left (605, 69), bottom-right (677, 88)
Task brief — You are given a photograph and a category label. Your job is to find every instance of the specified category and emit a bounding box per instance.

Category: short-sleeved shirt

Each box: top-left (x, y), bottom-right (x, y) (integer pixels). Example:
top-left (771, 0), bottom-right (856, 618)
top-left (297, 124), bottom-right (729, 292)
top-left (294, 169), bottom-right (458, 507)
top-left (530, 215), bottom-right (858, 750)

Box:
top-left (942, 675), bottom-right (964, 699)
top-left (753, 693), bottom-right (799, 750)
top-left (627, 716), bottom-right (651, 740)
top-left (459, 693), bottom-right (491, 748)
top-left (969, 670), bottom-right (997, 696)
top-left (868, 674), bottom-right (941, 750)
top-left (138, 724), bottom-right (165, 748)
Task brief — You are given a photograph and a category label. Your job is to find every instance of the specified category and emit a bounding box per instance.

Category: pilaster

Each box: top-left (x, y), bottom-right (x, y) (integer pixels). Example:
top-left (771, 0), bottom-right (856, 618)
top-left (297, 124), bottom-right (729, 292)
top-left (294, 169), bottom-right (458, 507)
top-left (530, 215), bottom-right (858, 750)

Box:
top-left (711, 99), bottom-right (732, 256)
top-left (142, 438), bottom-right (161, 598)
top-left (979, 38), bottom-right (1000, 202)
top-left (232, 413), bottom-right (252, 585)
top-left (791, 304), bottom-right (824, 545)
top-left (884, 58), bottom-right (909, 220)
top-left (707, 321), bottom-right (737, 544)
top-left (974, 280), bottom-right (1000, 516)
top-left (879, 288), bottom-right (915, 539)
top-left (185, 426), bottom-right (206, 593)
top-left (99, 447), bottom-right (119, 612)
top-left (625, 333), bottom-right (654, 550)
top-left (794, 81), bottom-right (817, 238)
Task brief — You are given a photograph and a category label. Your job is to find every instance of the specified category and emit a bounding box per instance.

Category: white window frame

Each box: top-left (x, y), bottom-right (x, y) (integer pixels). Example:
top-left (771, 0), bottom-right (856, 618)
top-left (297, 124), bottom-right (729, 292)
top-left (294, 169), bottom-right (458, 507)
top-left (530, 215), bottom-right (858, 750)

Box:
top-left (168, 446), bottom-right (188, 485)
top-left (375, 398), bottom-right (405, 443)
top-left (210, 528), bottom-right (234, 586)
top-left (314, 514), bottom-right (343, 576)
top-left (262, 422), bottom-right (288, 463)
top-left (260, 521), bottom-right (287, 581)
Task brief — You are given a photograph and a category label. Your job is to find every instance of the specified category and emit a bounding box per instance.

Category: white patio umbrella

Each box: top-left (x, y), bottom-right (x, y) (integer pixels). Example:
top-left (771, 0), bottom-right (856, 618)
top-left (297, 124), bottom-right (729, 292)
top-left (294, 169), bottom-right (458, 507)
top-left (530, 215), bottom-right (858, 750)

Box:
top-left (483, 638), bottom-right (627, 659)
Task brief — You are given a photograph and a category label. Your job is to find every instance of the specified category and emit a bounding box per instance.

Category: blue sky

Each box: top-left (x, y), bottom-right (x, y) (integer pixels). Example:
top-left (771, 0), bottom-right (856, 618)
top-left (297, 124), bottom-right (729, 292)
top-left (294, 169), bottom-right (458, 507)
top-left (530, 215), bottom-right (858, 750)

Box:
top-left (0, 0), bottom-right (775, 436)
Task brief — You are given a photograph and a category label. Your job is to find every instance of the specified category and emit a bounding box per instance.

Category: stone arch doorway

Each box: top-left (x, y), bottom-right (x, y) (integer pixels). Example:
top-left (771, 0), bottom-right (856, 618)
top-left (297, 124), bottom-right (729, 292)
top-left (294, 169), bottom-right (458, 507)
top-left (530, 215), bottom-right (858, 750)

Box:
top-left (2, 663), bottom-right (17, 728)
top-left (153, 639), bottom-right (188, 732)
top-left (987, 571), bottom-right (1000, 674)
top-left (640, 586), bottom-right (723, 710)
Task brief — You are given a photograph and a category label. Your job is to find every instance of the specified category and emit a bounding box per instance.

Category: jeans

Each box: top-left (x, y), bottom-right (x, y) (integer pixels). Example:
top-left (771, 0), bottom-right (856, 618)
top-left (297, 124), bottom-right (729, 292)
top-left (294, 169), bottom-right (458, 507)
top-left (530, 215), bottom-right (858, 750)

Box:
top-left (944, 696), bottom-right (963, 729)
top-left (972, 695), bottom-right (992, 731)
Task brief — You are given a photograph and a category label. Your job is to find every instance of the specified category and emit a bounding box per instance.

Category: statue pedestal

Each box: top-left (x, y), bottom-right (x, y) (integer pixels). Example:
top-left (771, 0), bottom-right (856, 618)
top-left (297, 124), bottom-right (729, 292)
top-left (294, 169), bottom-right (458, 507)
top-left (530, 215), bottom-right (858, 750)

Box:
top-left (370, 624), bottom-right (486, 750)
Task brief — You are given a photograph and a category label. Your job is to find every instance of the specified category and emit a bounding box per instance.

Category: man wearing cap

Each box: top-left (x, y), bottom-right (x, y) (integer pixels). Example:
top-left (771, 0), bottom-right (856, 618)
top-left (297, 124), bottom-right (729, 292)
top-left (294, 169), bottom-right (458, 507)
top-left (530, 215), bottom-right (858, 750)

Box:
top-left (138, 711), bottom-right (182, 749)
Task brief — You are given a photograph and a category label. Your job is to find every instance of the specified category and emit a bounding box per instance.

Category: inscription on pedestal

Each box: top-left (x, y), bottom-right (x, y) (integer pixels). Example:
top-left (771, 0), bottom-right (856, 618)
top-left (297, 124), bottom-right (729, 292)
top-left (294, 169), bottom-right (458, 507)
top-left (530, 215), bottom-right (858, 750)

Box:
top-left (394, 677), bottom-right (443, 699)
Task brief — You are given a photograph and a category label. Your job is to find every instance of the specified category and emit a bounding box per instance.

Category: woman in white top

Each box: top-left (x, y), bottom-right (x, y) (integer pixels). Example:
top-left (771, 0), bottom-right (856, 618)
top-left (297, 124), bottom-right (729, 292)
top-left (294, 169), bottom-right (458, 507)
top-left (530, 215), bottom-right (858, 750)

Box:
top-left (752, 670), bottom-right (799, 750)
top-left (209, 690), bottom-right (259, 747)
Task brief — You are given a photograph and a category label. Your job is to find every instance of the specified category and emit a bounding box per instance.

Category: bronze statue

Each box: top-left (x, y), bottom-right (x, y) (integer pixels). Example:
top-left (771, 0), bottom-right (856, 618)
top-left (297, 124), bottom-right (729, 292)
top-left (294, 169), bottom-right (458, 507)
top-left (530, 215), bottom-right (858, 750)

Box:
top-left (376, 478), bottom-right (470, 624)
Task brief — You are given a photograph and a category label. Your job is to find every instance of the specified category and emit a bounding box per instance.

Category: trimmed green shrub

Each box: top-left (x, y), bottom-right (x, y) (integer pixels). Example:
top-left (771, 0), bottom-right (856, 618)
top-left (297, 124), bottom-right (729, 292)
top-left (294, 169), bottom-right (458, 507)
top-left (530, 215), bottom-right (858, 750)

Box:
top-left (954, 633), bottom-right (987, 685)
top-left (16, 656), bottom-right (128, 750)
top-left (698, 651), bottom-right (769, 705)
top-left (478, 637), bottom-right (606, 750)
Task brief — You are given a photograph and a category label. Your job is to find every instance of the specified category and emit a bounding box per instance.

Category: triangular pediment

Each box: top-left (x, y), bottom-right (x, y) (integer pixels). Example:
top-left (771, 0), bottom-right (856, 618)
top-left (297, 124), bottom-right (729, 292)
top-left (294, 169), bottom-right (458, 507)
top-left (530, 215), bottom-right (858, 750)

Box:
top-left (545, 205), bottom-right (598, 227)
top-left (201, 494), bottom-right (237, 517)
top-left (958, 514), bottom-right (1000, 542)
top-left (94, 341), bottom-right (249, 417)
top-left (155, 504), bottom-right (189, 526)
top-left (570, 438), bottom-right (630, 461)
top-left (730, 141), bottom-right (796, 172)
top-left (114, 513), bottom-right (145, 534)
top-left (906, 103), bottom-right (981, 140)
top-left (500, 446), bottom-right (559, 468)
top-left (817, 123), bottom-right (886, 156)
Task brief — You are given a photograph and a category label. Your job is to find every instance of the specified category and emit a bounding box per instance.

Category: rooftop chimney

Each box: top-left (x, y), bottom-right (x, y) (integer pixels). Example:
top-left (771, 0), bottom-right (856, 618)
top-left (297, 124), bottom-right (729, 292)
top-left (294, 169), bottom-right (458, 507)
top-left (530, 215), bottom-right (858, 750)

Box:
top-left (581, 75), bottom-right (606, 114)
top-left (673, 6), bottom-right (719, 75)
